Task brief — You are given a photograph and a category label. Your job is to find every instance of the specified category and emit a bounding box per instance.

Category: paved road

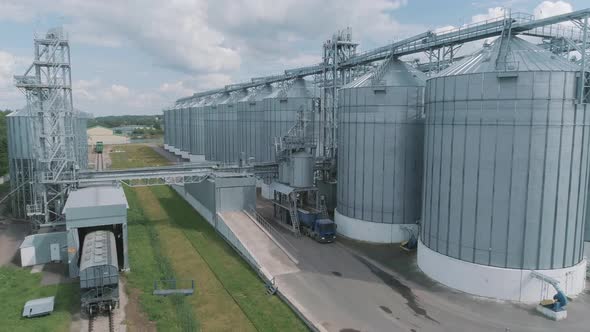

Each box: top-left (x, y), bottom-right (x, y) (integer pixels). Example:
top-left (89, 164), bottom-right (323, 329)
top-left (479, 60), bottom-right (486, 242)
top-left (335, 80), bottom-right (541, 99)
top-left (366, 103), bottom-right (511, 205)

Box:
top-left (256, 197), bottom-right (590, 332)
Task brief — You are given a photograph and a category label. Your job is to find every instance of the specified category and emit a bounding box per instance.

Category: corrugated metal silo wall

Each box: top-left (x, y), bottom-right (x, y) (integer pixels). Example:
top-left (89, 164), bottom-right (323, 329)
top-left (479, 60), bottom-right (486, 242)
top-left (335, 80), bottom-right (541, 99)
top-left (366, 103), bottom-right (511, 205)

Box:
top-left (217, 101), bottom-right (237, 163)
top-left (175, 108), bottom-right (183, 152)
top-left (237, 100), bottom-right (264, 162)
top-left (205, 104), bottom-right (220, 161)
top-left (170, 109), bottom-right (177, 149)
top-left (181, 107), bottom-right (190, 153)
top-left (7, 113), bottom-right (35, 218)
top-left (196, 103), bottom-right (205, 155)
top-left (262, 97), bottom-right (312, 162)
top-left (337, 85), bottom-right (424, 225)
top-left (164, 110), bottom-right (172, 146)
top-left (421, 70), bottom-right (589, 270)
top-left (163, 110), bottom-right (168, 146)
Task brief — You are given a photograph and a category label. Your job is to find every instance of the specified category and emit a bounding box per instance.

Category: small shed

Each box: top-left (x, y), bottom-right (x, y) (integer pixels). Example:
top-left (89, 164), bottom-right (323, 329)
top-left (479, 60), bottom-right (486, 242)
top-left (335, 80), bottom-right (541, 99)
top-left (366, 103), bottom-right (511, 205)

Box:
top-left (22, 296), bottom-right (55, 317)
top-left (20, 232), bottom-right (67, 267)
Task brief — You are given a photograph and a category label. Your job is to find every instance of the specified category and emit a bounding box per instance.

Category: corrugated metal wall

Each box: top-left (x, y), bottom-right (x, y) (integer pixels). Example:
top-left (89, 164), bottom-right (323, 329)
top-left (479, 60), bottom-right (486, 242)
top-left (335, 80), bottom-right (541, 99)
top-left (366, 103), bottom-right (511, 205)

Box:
top-left (337, 82), bottom-right (424, 226)
top-left (238, 85), bottom-right (273, 162)
top-left (422, 70), bottom-right (589, 270)
top-left (181, 107), bottom-right (190, 153)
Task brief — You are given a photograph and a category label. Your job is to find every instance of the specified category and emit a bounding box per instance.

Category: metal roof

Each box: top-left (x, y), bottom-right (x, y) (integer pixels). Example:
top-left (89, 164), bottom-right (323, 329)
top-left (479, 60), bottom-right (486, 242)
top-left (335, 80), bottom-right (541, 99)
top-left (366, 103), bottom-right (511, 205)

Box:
top-left (343, 59), bottom-right (426, 88)
top-left (265, 78), bottom-right (315, 99)
top-left (438, 36), bottom-right (581, 76)
top-left (271, 181), bottom-right (295, 195)
top-left (64, 185), bottom-right (128, 210)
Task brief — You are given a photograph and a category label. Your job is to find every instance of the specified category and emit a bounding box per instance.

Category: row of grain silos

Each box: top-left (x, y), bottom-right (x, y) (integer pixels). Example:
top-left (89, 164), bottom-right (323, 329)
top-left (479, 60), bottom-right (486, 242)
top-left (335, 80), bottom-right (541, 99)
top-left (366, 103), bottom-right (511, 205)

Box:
top-left (163, 78), bottom-right (318, 167)
top-left (163, 36), bottom-right (589, 303)
top-left (334, 36), bottom-right (589, 303)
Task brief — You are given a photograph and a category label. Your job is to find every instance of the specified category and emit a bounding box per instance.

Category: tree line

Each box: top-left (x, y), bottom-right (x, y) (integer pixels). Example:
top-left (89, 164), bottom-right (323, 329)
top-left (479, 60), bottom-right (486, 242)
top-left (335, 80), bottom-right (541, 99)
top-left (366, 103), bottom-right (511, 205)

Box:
top-left (88, 115), bottom-right (162, 129)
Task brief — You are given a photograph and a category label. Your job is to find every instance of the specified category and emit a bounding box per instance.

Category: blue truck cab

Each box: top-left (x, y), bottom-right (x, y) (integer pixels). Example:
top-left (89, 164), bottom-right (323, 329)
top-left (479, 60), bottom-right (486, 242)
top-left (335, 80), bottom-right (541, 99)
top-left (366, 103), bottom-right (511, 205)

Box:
top-left (297, 209), bottom-right (337, 243)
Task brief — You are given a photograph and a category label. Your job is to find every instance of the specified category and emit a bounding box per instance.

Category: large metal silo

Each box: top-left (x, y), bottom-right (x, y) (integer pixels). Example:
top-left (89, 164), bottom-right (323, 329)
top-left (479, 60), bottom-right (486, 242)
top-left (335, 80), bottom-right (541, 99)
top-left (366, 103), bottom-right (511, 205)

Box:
top-left (262, 78), bottom-right (317, 162)
top-left (189, 97), bottom-right (207, 161)
top-left (174, 104), bottom-right (183, 156)
top-left (180, 104), bottom-right (191, 158)
top-left (163, 109), bottom-right (169, 149)
top-left (205, 93), bottom-right (230, 161)
top-left (336, 59), bottom-right (425, 243)
top-left (237, 85), bottom-right (274, 162)
top-left (216, 90), bottom-right (248, 163)
top-left (7, 110), bottom-right (36, 218)
top-left (418, 36), bottom-right (588, 302)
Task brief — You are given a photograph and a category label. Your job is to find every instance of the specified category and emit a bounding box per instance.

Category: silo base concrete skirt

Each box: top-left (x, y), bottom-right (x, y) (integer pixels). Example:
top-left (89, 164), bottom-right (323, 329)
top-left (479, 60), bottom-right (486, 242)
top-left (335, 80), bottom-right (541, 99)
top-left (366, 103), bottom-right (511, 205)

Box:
top-left (334, 209), bottom-right (416, 243)
top-left (417, 240), bottom-right (587, 303)
top-left (585, 242), bottom-right (590, 261)
top-left (163, 144), bottom-right (170, 151)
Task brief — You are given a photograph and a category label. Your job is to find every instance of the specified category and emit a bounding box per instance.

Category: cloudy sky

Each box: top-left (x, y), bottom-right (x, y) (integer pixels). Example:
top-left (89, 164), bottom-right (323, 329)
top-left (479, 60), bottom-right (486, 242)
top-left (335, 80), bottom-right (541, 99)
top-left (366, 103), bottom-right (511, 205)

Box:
top-left (0, 0), bottom-right (585, 116)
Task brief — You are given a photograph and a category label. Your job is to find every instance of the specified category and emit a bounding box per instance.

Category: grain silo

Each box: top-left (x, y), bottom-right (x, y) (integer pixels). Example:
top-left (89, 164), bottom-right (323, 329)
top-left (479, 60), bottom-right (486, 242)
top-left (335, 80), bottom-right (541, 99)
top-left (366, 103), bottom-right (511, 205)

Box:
top-left (189, 97), bottom-right (208, 161)
top-left (216, 90), bottom-right (248, 163)
top-left (336, 58), bottom-right (425, 243)
top-left (173, 104), bottom-right (183, 156)
top-left (163, 108), bottom-right (170, 151)
top-left (181, 103), bottom-right (191, 159)
top-left (205, 93), bottom-right (230, 162)
top-left (7, 110), bottom-right (36, 218)
top-left (418, 36), bottom-right (588, 302)
top-left (262, 78), bottom-right (317, 162)
top-left (237, 84), bottom-right (274, 163)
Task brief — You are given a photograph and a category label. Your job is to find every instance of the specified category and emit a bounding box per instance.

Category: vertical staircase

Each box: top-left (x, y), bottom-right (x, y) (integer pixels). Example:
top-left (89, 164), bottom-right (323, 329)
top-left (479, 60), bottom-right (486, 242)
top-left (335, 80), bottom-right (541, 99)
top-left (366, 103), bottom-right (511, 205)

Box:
top-left (288, 194), bottom-right (301, 236)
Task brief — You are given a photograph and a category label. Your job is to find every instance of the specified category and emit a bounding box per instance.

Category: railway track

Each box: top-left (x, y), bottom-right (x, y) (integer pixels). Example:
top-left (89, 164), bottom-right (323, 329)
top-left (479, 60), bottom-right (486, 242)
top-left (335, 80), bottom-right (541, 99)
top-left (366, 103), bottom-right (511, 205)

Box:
top-left (88, 307), bottom-right (115, 332)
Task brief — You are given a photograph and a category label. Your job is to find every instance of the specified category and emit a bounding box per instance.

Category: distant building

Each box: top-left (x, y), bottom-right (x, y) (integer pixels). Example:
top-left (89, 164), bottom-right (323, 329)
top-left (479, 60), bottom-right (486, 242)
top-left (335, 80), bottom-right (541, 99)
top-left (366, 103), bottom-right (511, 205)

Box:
top-left (87, 126), bottom-right (130, 145)
top-left (112, 125), bottom-right (153, 136)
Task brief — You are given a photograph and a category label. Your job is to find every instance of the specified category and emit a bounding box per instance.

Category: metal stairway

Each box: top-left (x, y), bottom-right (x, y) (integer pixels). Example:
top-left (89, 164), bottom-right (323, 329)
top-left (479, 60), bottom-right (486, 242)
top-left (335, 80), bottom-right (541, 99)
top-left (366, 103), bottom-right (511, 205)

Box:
top-left (288, 194), bottom-right (301, 237)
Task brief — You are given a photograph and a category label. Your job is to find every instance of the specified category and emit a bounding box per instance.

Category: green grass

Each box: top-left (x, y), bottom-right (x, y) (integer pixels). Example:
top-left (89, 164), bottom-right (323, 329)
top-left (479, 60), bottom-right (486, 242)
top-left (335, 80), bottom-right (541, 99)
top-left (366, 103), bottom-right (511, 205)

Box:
top-left (113, 144), bottom-right (307, 331)
top-left (109, 144), bottom-right (170, 169)
top-left (153, 186), bottom-right (308, 332)
top-left (124, 187), bottom-right (196, 331)
top-left (0, 266), bottom-right (79, 332)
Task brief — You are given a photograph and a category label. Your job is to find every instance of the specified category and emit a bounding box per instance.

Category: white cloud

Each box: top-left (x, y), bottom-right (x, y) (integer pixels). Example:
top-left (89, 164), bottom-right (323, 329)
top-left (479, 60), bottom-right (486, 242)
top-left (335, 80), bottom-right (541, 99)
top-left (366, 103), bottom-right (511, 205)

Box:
top-left (471, 7), bottom-right (507, 23)
top-left (534, 1), bottom-right (573, 19)
top-left (0, 51), bottom-right (30, 110)
top-left (0, 2), bottom-right (35, 23)
top-left (0, 0), bottom-right (419, 75)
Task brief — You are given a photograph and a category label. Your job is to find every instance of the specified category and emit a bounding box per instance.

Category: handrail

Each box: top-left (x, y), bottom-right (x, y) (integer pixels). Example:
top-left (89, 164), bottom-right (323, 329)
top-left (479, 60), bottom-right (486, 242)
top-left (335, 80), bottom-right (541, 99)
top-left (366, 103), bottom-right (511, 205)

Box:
top-left (245, 207), bottom-right (299, 264)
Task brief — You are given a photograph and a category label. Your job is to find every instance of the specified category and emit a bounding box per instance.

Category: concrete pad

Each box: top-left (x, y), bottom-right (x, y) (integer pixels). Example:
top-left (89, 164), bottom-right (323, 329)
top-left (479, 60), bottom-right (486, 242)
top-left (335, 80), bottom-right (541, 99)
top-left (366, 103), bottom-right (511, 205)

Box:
top-left (219, 211), bottom-right (299, 278)
top-left (30, 264), bottom-right (44, 274)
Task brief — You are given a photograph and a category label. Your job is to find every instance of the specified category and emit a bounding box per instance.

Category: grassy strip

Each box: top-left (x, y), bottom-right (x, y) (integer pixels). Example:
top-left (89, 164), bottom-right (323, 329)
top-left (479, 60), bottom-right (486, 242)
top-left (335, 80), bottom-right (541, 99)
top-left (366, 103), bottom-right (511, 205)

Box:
top-left (0, 266), bottom-right (78, 332)
top-left (134, 186), bottom-right (255, 331)
top-left (109, 144), bottom-right (170, 169)
top-left (124, 186), bottom-right (197, 331)
top-left (152, 186), bottom-right (308, 332)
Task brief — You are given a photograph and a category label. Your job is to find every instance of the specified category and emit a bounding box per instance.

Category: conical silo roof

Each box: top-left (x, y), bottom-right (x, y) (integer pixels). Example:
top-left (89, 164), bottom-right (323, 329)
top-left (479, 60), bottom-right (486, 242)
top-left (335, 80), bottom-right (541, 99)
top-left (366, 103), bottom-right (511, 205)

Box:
top-left (439, 36), bottom-right (580, 76)
top-left (343, 59), bottom-right (426, 88)
top-left (266, 78), bottom-right (315, 99)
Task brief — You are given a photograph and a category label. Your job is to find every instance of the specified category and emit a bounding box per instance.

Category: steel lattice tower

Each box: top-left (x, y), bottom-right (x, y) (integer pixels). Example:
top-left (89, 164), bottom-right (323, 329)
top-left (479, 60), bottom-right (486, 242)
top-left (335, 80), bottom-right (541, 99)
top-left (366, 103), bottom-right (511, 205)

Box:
top-left (15, 27), bottom-right (78, 226)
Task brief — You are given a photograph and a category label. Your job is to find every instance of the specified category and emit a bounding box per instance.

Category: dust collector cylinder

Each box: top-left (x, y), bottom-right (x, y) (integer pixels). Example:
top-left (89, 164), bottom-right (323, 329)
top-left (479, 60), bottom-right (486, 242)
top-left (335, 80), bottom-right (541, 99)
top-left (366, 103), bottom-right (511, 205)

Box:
top-left (290, 151), bottom-right (314, 188)
top-left (418, 36), bottom-right (588, 303)
top-left (336, 59), bottom-right (425, 243)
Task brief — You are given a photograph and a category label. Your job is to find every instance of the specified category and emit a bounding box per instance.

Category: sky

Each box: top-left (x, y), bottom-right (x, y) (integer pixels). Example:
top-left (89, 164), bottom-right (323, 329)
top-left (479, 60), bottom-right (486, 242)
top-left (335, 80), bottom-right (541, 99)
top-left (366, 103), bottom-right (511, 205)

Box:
top-left (0, 0), bottom-right (586, 116)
